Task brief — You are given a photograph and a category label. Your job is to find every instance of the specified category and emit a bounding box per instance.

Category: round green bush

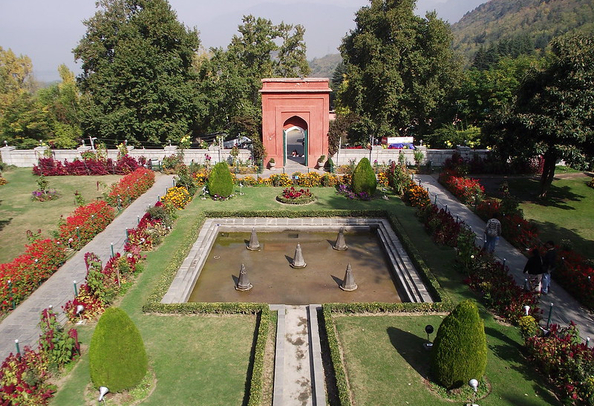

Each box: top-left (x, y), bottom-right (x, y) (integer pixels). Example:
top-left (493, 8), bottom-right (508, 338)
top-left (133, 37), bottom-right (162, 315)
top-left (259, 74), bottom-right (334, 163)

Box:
top-left (351, 157), bottom-right (377, 196)
top-left (430, 299), bottom-right (487, 389)
top-left (89, 307), bottom-right (148, 392)
top-left (207, 161), bottom-right (234, 198)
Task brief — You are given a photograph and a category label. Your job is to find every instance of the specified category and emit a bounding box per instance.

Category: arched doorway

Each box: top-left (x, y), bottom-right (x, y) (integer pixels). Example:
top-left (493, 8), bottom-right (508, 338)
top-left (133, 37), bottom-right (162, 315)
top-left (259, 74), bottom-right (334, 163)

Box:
top-left (260, 78), bottom-right (331, 169)
top-left (283, 116), bottom-right (308, 167)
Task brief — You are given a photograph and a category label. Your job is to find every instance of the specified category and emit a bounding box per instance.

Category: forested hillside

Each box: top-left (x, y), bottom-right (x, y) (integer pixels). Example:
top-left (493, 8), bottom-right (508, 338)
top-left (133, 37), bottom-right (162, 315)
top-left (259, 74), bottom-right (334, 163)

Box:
top-left (308, 54), bottom-right (341, 78)
top-left (452, 0), bottom-right (594, 62)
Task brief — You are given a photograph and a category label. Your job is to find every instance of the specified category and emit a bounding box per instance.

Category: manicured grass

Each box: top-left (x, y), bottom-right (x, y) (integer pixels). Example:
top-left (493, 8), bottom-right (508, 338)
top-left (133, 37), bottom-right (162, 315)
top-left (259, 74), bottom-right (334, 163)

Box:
top-left (333, 314), bottom-right (560, 405)
top-left (0, 167), bottom-right (122, 263)
top-left (43, 180), bottom-right (571, 405)
top-left (508, 176), bottom-right (593, 255)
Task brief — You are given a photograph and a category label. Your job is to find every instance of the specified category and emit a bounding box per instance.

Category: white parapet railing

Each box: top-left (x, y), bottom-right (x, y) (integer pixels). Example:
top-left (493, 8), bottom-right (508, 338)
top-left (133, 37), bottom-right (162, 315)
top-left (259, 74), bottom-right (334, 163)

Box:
top-left (0, 144), bottom-right (489, 169)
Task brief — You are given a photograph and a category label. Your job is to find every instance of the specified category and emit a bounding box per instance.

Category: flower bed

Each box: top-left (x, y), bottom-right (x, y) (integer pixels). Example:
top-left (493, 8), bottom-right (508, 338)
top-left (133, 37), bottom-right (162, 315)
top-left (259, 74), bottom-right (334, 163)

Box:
top-left (0, 308), bottom-right (79, 405)
top-left (161, 186), bottom-right (191, 210)
top-left (525, 323), bottom-right (594, 404)
top-left (33, 155), bottom-right (146, 176)
top-left (0, 239), bottom-right (67, 313)
top-left (105, 167), bottom-right (155, 208)
top-left (276, 187), bottom-right (315, 204)
top-left (57, 200), bottom-right (116, 250)
top-left (438, 169), bottom-right (485, 204)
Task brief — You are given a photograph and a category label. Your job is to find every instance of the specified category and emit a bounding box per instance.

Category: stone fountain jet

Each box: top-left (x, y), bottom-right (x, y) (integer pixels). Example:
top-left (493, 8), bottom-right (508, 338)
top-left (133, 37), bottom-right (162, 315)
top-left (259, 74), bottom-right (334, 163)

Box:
top-left (235, 264), bottom-right (253, 291)
top-left (333, 227), bottom-right (348, 251)
top-left (290, 243), bottom-right (307, 268)
top-left (246, 228), bottom-right (260, 251)
top-left (340, 263), bottom-right (357, 291)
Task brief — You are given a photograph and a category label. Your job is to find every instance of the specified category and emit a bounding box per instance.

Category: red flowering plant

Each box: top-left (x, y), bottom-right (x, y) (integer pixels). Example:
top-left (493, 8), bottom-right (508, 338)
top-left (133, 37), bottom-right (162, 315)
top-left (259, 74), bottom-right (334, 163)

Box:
top-left (555, 250), bottom-right (594, 310)
top-left (0, 347), bottom-right (55, 405)
top-left (476, 198), bottom-right (540, 250)
top-left (57, 200), bottom-right (115, 250)
top-left (0, 239), bottom-right (66, 314)
top-left (418, 204), bottom-right (462, 247)
top-left (438, 169), bottom-right (485, 204)
top-left (463, 252), bottom-right (541, 324)
top-left (105, 167), bottom-right (155, 208)
top-left (276, 187), bottom-right (316, 204)
top-left (525, 322), bottom-right (594, 404)
top-left (32, 154), bottom-right (145, 176)
top-left (62, 284), bottom-right (106, 323)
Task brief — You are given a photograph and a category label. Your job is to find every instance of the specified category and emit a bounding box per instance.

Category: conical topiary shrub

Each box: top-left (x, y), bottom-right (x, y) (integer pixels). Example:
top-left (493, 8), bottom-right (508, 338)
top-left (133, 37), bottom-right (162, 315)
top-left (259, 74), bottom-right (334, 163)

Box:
top-left (89, 307), bottom-right (148, 392)
top-left (351, 157), bottom-right (377, 196)
top-left (207, 161), bottom-right (234, 198)
top-left (430, 299), bottom-right (487, 389)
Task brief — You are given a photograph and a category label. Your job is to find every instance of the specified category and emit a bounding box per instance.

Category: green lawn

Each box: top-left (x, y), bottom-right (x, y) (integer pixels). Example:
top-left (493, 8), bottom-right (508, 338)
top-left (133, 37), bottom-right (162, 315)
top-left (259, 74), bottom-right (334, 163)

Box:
top-left (513, 176), bottom-right (594, 255)
top-left (19, 179), bottom-right (575, 405)
top-left (0, 167), bottom-right (122, 263)
top-left (334, 314), bottom-right (560, 405)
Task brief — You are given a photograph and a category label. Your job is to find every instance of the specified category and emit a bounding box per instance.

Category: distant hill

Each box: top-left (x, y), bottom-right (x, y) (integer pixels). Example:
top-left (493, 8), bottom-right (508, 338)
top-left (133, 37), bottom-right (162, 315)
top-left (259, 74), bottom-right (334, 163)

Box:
top-left (308, 54), bottom-right (341, 78)
top-left (451, 0), bottom-right (594, 63)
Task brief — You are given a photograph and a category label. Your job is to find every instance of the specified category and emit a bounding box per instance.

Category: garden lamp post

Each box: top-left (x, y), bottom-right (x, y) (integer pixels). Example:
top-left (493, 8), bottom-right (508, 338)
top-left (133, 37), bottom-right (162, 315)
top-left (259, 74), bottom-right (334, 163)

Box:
top-left (467, 378), bottom-right (479, 406)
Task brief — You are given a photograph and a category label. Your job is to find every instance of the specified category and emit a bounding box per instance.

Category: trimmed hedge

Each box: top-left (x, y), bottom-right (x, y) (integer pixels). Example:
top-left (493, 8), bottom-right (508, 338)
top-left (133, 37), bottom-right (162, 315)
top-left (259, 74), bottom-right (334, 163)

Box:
top-left (430, 299), bottom-right (487, 389)
top-left (89, 307), bottom-right (148, 392)
top-left (351, 157), bottom-right (377, 196)
top-left (207, 161), bottom-right (234, 198)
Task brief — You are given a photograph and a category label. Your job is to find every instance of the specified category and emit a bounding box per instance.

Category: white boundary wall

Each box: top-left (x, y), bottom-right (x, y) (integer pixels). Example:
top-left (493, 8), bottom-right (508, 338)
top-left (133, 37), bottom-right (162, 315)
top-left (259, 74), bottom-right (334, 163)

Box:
top-left (1, 145), bottom-right (489, 168)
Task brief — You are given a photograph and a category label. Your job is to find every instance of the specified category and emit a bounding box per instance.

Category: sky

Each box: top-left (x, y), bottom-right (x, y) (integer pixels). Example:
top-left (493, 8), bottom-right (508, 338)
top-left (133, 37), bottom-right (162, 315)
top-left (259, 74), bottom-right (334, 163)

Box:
top-left (0, 0), bottom-right (486, 82)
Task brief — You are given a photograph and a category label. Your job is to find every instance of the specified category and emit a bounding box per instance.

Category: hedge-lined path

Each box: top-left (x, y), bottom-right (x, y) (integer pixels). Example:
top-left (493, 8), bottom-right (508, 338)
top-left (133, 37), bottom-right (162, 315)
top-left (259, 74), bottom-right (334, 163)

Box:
top-left (0, 173), bottom-right (175, 360)
top-left (416, 174), bottom-right (594, 341)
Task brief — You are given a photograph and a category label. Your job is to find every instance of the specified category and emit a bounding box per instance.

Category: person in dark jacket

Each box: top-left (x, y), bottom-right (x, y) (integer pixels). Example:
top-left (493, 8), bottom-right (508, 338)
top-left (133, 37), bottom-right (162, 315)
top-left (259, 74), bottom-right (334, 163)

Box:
top-left (523, 248), bottom-right (544, 294)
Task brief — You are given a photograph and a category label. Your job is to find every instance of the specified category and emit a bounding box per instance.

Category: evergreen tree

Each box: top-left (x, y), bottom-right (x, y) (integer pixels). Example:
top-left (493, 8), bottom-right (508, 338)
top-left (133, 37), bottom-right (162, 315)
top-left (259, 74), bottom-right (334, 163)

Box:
top-left (89, 307), bottom-right (148, 392)
top-left (74, 0), bottom-right (202, 147)
top-left (351, 157), bottom-right (377, 196)
top-left (430, 299), bottom-right (487, 389)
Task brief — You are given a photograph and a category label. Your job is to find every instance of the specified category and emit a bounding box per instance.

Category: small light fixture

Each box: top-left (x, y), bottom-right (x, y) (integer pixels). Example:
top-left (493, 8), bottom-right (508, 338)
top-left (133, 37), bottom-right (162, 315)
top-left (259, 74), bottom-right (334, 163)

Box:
top-left (98, 386), bottom-right (109, 403)
top-left (467, 378), bottom-right (479, 406)
top-left (76, 304), bottom-right (85, 324)
top-left (523, 305), bottom-right (530, 316)
top-left (423, 324), bottom-right (434, 350)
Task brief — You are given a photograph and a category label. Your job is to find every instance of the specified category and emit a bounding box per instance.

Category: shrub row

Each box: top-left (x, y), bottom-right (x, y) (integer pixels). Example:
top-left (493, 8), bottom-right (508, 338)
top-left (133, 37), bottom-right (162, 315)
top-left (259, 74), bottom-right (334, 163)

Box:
top-left (525, 323), bottom-right (594, 404)
top-left (57, 200), bottom-right (116, 250)
top-left (104, 167), bottom-right (155, 208)
top-left (33, 155), bottom-right (146, 176)
top-left (0, 239), bottom-right (67, 313)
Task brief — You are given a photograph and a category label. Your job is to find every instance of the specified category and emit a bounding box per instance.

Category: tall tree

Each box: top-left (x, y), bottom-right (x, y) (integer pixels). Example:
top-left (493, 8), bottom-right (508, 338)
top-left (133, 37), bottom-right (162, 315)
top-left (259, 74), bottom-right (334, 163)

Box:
top-left (37, 65), bottom-right (82, 148)
top-left (74, 0), bottom-right (202, 147)
top-left (196, 15), bottom-right (310, 139)
top-left (484, 34), bottom-right (594, 197)
top-left (338, 0), bottom-right (461, 143)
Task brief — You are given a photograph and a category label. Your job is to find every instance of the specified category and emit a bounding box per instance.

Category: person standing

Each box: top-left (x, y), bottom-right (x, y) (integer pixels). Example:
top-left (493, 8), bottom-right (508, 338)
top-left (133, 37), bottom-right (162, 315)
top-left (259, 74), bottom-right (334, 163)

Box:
top-left (484, 212), bottom-right (502, 253)
top-left (541, 240), bottom-right (557, 294)
top-left (523, 248), bottom-right (545, 294)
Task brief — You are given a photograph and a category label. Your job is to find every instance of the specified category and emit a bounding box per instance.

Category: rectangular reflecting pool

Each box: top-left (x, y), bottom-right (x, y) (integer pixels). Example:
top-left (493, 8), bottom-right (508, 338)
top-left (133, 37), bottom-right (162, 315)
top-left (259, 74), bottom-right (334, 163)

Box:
top-left (188, 230), bottom-right (404, 304)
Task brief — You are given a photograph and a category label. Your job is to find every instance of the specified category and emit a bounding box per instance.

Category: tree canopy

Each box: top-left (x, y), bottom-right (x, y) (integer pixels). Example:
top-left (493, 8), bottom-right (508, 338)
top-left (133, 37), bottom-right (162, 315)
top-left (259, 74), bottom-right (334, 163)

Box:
top-left (74, 0), bottom-right (202, 147)
top-left (338, 0), bottom-right (461, 143)
top-left (196, 15), bottom-right (310, 139)
top-left (484, 33), bottom-right (594, 196)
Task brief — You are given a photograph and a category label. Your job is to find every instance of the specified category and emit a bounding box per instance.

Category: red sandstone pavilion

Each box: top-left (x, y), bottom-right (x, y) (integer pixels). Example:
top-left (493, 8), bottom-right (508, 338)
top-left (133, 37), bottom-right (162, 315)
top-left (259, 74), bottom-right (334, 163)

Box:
top-left (260, 78), bottom-right (331, 169)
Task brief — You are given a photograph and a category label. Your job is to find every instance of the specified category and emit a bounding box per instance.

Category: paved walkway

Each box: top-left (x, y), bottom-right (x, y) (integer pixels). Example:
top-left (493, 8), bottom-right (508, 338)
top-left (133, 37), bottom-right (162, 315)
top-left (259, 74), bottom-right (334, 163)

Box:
top-left (416, 174), bottom-right (594, 341)
top-left (0, 174), bottom-right (174, 360)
